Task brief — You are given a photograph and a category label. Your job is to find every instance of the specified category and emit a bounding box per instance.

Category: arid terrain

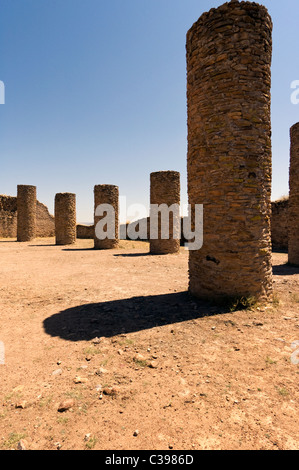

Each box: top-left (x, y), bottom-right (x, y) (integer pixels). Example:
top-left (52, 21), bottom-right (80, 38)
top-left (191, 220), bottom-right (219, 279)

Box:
top-left (0, 238), bottom-right (298, 450)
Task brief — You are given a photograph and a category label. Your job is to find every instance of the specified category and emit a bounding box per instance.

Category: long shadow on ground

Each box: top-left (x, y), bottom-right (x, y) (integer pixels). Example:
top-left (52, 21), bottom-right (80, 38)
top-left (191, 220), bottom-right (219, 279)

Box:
top-left (272, 263), bottom-right (299, 276)
top-left (43, 292), bottom-right (228, 342)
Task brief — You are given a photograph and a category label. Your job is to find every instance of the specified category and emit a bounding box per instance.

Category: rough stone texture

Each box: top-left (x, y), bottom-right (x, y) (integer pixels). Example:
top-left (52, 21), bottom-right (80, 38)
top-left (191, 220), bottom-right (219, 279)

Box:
top-left (17, 185), bottom-right (37, 242)
top-left (271, 198), bottom-right (289, 251)
top-left (150, 171), bottom-right (181, 254)
top-left (186, 1), bottom-right (273, 301)
top-left (0, 195), bottom-right (55, 238)
top-left (76, 224), bottom-right (94, 239)
top-left (55, 193), bottom-right (76, 245)
top-left (289, 123), bottom-right (299, 265)
top-left (94, 185), bottom-right (119, 249)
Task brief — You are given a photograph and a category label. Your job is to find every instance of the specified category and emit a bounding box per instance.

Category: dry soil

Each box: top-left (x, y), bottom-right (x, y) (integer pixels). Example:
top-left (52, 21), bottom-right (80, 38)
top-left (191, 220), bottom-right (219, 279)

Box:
top-left (0, 238), bottom-right (298, 450)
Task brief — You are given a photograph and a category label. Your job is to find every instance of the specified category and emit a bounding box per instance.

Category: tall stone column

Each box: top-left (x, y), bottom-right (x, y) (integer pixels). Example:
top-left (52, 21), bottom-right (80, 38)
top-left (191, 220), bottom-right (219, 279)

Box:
top-left (94, 185), bottom-right (119, 249)
top-left (150, 171), bottom-right (181, 254)
top-left (289, 123), bottom-right (299, 265)
top-left (55, 193), bottom-right (76, 245)
top-left (17, 185), bottom-right (37, 242)
top-left (186, 1), bottom-right (273, 301)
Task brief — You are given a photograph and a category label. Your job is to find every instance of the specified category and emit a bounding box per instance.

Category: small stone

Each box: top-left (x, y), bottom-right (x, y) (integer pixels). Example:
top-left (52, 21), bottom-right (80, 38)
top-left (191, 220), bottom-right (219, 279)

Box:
top-left (74, 377), bottom-right (88, 384)
top-left (15, 401), bottom-right (27, 409)
top-left (103, 387), bottom-right (118, 397)
top-left (148, 361), bottom-right (158, 369)
top-left (92, 337), bottom-right (101, 344)
top-left (133, 430), bottom-right (139, 437)
top-left (17, 439), bottom-right (28, 450)
top-left (134, 353), bottom-right (145, 361)
top-left (85, 355), bottom-right (92, 362)
top-left (57, 399), bottom-right (75, 412)
top-left (84, 433), bottom-right (91, 441)
top-left (52, 369), bottom-right (63, 376)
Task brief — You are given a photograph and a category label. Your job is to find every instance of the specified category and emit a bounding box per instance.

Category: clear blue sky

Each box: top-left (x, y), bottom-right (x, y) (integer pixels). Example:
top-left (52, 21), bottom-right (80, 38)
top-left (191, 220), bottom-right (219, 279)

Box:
top-left (0, 0), bottom-right (298, 223)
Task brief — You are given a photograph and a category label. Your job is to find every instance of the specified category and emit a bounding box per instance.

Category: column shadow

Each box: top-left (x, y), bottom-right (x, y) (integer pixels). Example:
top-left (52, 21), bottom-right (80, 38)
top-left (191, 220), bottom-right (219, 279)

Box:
top-left (272, 263), bottom-right (299, 276)
top-left (43, 292), bottom-right (227, 342)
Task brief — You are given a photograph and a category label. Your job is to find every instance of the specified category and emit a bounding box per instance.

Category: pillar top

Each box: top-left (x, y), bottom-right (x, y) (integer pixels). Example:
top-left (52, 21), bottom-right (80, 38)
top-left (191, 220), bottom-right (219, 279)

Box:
top-left (291, 122), bottom-right (299, 131)
top-left (17, 184), bottom-right (36, 189)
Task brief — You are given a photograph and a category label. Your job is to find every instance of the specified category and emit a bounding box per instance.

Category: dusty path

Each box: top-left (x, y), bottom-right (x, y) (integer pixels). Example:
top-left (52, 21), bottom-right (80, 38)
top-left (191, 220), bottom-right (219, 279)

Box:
top-left (0, 238), bottom-right (298, 450)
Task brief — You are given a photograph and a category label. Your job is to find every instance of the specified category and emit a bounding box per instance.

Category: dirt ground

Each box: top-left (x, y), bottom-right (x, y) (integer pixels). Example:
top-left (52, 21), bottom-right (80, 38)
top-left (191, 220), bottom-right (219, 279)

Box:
top-left (0, 237), bottom-right (298, 451)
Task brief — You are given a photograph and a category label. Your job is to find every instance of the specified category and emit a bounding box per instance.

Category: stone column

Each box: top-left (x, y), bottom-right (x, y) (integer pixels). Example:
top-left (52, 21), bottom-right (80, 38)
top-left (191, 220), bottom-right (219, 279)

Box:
top-left (186, 1), bottom-right (273, 301)
top-left (289, 123), bottom-right (299, 265)
top-left (150, 171), bottom-right (181, 254)
top-left (94, 185), bottom-right (119, 249)
top-left (17, 185), bottom-right (36, 242)
top-left (55, 193), bottom-right (76, 245)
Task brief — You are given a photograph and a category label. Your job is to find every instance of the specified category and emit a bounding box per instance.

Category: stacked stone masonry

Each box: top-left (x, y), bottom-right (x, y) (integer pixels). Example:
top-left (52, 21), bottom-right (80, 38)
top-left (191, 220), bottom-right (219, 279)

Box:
top-left (17, 185), bottom-right (37, 242)
top-left (150, 171), bottom-right (181, 254)
top-left (186, 1), bottom-right (273, 300)
top-left (289, 123), bottom-right (299, 265)
top-left (94, 185), bottom-right (119, 249)
top-left (55, 193), bottom-right (77, 245)
top-left (0, 195), bottom-right (55, 238)
top-left (271, 198), bottom-right (289, 251)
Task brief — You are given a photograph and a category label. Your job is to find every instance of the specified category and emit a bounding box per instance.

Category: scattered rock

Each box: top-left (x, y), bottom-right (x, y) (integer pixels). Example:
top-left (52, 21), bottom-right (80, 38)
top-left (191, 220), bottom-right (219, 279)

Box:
top-left (133, 430), bottom-right (139, 437)
top-left (57, 399), bottom-right (75, 412)
top-left (95, 367), bottom-right (108, 375)
top-left (52, 369), bottom-right (63, 376)
top-left (17, 439), bottom-right (28, 450)
top-left (134, 353), bottom-right (145, 361)
top-left (74, 376), bottom-right (88, 384)
top-left (103, 387), bottom-right (118, 397)
top-left (148, 361), bottom-right (158, 369)
top-left (15, 401), bottom-right (27, 409)
top-left (92, 337), bottom-right (101, 345)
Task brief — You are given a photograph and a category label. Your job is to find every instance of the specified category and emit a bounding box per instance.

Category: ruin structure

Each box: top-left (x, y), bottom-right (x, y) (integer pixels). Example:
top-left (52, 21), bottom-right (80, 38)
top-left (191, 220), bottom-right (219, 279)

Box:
top-left (186, 1), bottom-right (273, 300)
top-left (150, 171), bottom-right (181, 254)
top-left (289, 123), bottom-right (299, 265)
top-left (17, 185), bottom-right (37, 242)
top-left (55, 193), bottom-right (76, 245)
top-left (94, 185), bottom-right (119, 249)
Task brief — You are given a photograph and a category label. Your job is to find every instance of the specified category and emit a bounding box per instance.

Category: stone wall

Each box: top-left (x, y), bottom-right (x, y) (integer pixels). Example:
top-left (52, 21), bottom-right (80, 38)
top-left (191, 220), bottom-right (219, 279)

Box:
top-left (55, 193), bottom-right (76, 245)
top-left (186, 1), bottom-right (273, 301)
top-left (0, 195), bottom-right (55, 238)
top-left (289, 123), bottom-right (299, 265)
top-left (17, 185), bottom-right (37, 242)
top-left (76, 224), bottom-right (94, 239)
top-left (271, 198), bottom-right (288, 251)
top-left (94, 185), bottom-right (119, 249)
top-left (150, 171), bottom-right (181, 254)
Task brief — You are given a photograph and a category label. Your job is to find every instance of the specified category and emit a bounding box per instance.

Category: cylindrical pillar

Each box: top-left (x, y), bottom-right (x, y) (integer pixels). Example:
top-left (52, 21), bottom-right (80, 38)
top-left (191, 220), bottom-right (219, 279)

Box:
top-left (150, 171), bottom-right (181, 254)
top-left (289, 123), bottom-right (299, 265)
top-left (186, 1), bottom-right (273, 301)
top-left (55, 193), bottom-right (76, 245)
top-left (17, 185), bottom-right (36, 242)
top-left (94, 185), bottom-right (119, 249)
